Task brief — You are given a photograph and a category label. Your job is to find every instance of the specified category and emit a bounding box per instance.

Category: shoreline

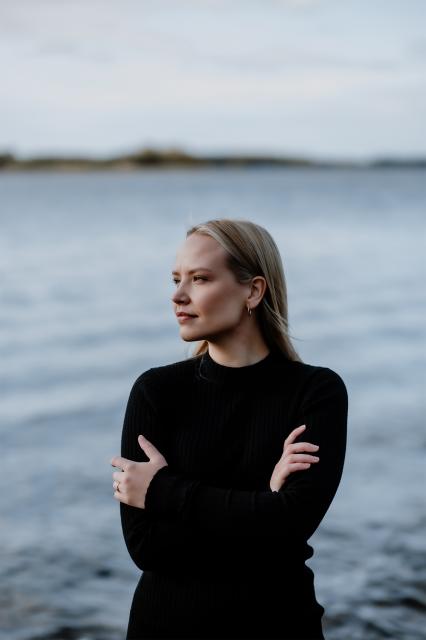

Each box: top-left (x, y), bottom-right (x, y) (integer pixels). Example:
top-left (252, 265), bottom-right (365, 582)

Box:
top-left (1, 150), bottom-right (425, 172)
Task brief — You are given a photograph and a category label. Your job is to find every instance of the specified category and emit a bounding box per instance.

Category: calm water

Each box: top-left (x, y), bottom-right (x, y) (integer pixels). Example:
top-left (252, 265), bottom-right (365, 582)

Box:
top-left (1, 168), bottom-right (425, 640)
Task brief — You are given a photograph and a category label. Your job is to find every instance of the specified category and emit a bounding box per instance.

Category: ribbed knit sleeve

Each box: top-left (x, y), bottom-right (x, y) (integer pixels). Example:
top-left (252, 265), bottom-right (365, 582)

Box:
top-left (119, 372), bottom-right (202, 573)
top-left (144, 367), bottom-right (348, 543)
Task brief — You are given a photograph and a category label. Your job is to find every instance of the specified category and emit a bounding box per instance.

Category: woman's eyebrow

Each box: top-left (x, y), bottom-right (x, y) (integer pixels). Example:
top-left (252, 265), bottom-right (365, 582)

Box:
top-left (172, 268), bottom-right (214, 275)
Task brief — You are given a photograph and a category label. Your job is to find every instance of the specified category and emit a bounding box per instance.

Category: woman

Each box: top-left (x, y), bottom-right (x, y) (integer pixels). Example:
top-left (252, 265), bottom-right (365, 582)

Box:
top-left (110, 218), bottom-right (348, 639)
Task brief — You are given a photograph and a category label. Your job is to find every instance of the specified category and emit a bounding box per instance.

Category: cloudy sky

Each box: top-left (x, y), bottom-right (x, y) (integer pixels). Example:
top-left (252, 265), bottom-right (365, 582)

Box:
top-left (1, 0), bottom-right (425, 159)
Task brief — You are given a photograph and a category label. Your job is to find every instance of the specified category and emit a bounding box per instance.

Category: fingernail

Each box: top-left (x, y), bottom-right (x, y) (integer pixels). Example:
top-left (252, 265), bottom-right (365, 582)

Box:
top-left (313, 445), bottom-right (319, 450)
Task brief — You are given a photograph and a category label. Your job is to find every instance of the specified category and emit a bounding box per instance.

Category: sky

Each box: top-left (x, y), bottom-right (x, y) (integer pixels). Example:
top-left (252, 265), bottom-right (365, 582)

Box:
top-left (1, 0), bottom-right (425, 160)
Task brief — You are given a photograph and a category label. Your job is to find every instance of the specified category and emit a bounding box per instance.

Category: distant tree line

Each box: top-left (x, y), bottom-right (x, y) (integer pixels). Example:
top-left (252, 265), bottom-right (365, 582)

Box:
top-left (0, 148), bottom-right (425, 171)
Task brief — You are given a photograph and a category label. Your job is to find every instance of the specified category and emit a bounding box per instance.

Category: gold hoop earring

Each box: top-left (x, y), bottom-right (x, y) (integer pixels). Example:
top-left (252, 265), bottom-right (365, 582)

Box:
top-left (246, 305), bottom-right (252, 316)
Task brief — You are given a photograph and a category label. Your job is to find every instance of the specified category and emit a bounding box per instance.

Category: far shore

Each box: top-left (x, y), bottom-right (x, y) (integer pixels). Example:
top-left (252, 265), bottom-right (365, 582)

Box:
top-left (0, 149), bottom-right (425, 172)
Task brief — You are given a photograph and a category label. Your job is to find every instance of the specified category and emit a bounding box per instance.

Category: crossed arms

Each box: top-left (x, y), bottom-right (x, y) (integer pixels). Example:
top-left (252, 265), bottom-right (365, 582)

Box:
top-left (119, 368), bottom-right (348, 575)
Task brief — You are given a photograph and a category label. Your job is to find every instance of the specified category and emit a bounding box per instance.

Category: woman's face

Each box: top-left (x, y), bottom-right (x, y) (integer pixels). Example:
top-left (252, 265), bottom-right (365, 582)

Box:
top-left (171, 233), bottom-right (251, 343)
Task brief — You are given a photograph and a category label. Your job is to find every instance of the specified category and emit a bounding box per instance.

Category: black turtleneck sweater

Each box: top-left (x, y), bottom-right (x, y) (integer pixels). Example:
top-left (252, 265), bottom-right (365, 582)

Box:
top-left (119, 347), bottom-right (348, 639)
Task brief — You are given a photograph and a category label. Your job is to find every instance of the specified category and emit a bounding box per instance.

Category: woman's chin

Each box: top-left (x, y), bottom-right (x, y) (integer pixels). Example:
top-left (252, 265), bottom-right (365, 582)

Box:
top-left (179, 327), bottom-right (205, 342)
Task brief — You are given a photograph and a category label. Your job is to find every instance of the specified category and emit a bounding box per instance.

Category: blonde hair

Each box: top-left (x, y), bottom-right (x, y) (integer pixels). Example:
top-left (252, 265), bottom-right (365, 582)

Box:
top-left (185, 218), bottom-right (303, 363)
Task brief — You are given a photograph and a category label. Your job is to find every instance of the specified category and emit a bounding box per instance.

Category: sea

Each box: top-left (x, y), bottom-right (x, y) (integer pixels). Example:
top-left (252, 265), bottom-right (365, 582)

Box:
top-left (0, 167), bottom-right (425, 640)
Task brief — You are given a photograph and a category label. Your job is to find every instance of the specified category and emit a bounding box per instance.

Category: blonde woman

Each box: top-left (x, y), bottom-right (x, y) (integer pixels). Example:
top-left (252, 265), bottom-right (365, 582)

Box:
top-left (111, 218), bottom-right (348, 639)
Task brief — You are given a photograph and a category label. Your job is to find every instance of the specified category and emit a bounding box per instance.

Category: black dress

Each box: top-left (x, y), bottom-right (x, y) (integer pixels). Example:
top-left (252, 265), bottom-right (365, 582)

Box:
top-left (119, 348), bottom-right (348, 639)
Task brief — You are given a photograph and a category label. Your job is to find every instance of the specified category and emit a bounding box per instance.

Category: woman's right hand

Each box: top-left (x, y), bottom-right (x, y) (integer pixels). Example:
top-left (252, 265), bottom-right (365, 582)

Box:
top-left (269, 424), bottom-right (320, 492)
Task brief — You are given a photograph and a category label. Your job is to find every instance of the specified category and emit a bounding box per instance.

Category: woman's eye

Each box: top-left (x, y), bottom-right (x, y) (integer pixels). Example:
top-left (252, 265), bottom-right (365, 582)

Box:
top-left (172, 276), bottom-right (206, 285)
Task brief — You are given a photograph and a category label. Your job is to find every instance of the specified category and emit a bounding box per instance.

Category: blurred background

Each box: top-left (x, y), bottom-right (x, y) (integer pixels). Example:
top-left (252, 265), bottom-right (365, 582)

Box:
top-left (1, 1), bottom-right (425, 639)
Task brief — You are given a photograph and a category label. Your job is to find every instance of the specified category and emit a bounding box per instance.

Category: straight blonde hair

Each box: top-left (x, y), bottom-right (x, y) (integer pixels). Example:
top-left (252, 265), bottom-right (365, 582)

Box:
top-left (185, 218), bottom-right (303, 362)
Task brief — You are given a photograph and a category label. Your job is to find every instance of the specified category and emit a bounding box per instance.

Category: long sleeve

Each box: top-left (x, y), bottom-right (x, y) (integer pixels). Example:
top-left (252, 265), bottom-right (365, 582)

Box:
top-left (144, 367), bottom-right (348, 543)
top-left (119, 372), bottom-right (227, 576)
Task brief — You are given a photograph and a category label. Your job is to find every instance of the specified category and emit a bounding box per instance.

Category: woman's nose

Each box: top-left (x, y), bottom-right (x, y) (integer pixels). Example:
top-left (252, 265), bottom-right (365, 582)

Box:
top-left (171, 286), bottom-right (188, 304)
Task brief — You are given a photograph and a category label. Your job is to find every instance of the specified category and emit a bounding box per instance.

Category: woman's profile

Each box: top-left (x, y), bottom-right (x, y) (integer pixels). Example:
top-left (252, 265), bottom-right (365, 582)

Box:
top-left (110, 218), bottom-right (348, 639)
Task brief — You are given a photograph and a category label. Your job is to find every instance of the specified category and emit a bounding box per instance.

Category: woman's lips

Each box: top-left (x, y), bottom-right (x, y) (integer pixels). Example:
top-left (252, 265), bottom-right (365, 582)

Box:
top-left (177, 315), bottom-right (197, 322)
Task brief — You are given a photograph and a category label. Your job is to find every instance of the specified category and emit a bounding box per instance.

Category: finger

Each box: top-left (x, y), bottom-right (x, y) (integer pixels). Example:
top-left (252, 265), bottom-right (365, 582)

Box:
top-left (138, 434), bottom-right (160, 460)
top-left (113, 489), bottom-right (128, 503)
top-left (288, 463), bottom-right (312, 472)
top-left (110, 456), bottom-right (130, 470)
top-left (112, 470), bottom-right (126, 481)
top-left (286, 454), bottom-right (319, 464)
top-left (287, 442), bottom-right (319, 453)
top-left (284, 424), bottom-right (306, 448)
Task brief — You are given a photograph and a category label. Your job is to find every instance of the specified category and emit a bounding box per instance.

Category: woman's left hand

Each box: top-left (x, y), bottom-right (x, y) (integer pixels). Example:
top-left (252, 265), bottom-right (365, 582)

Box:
top-left (110, 434), bottom-right (168, 508)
